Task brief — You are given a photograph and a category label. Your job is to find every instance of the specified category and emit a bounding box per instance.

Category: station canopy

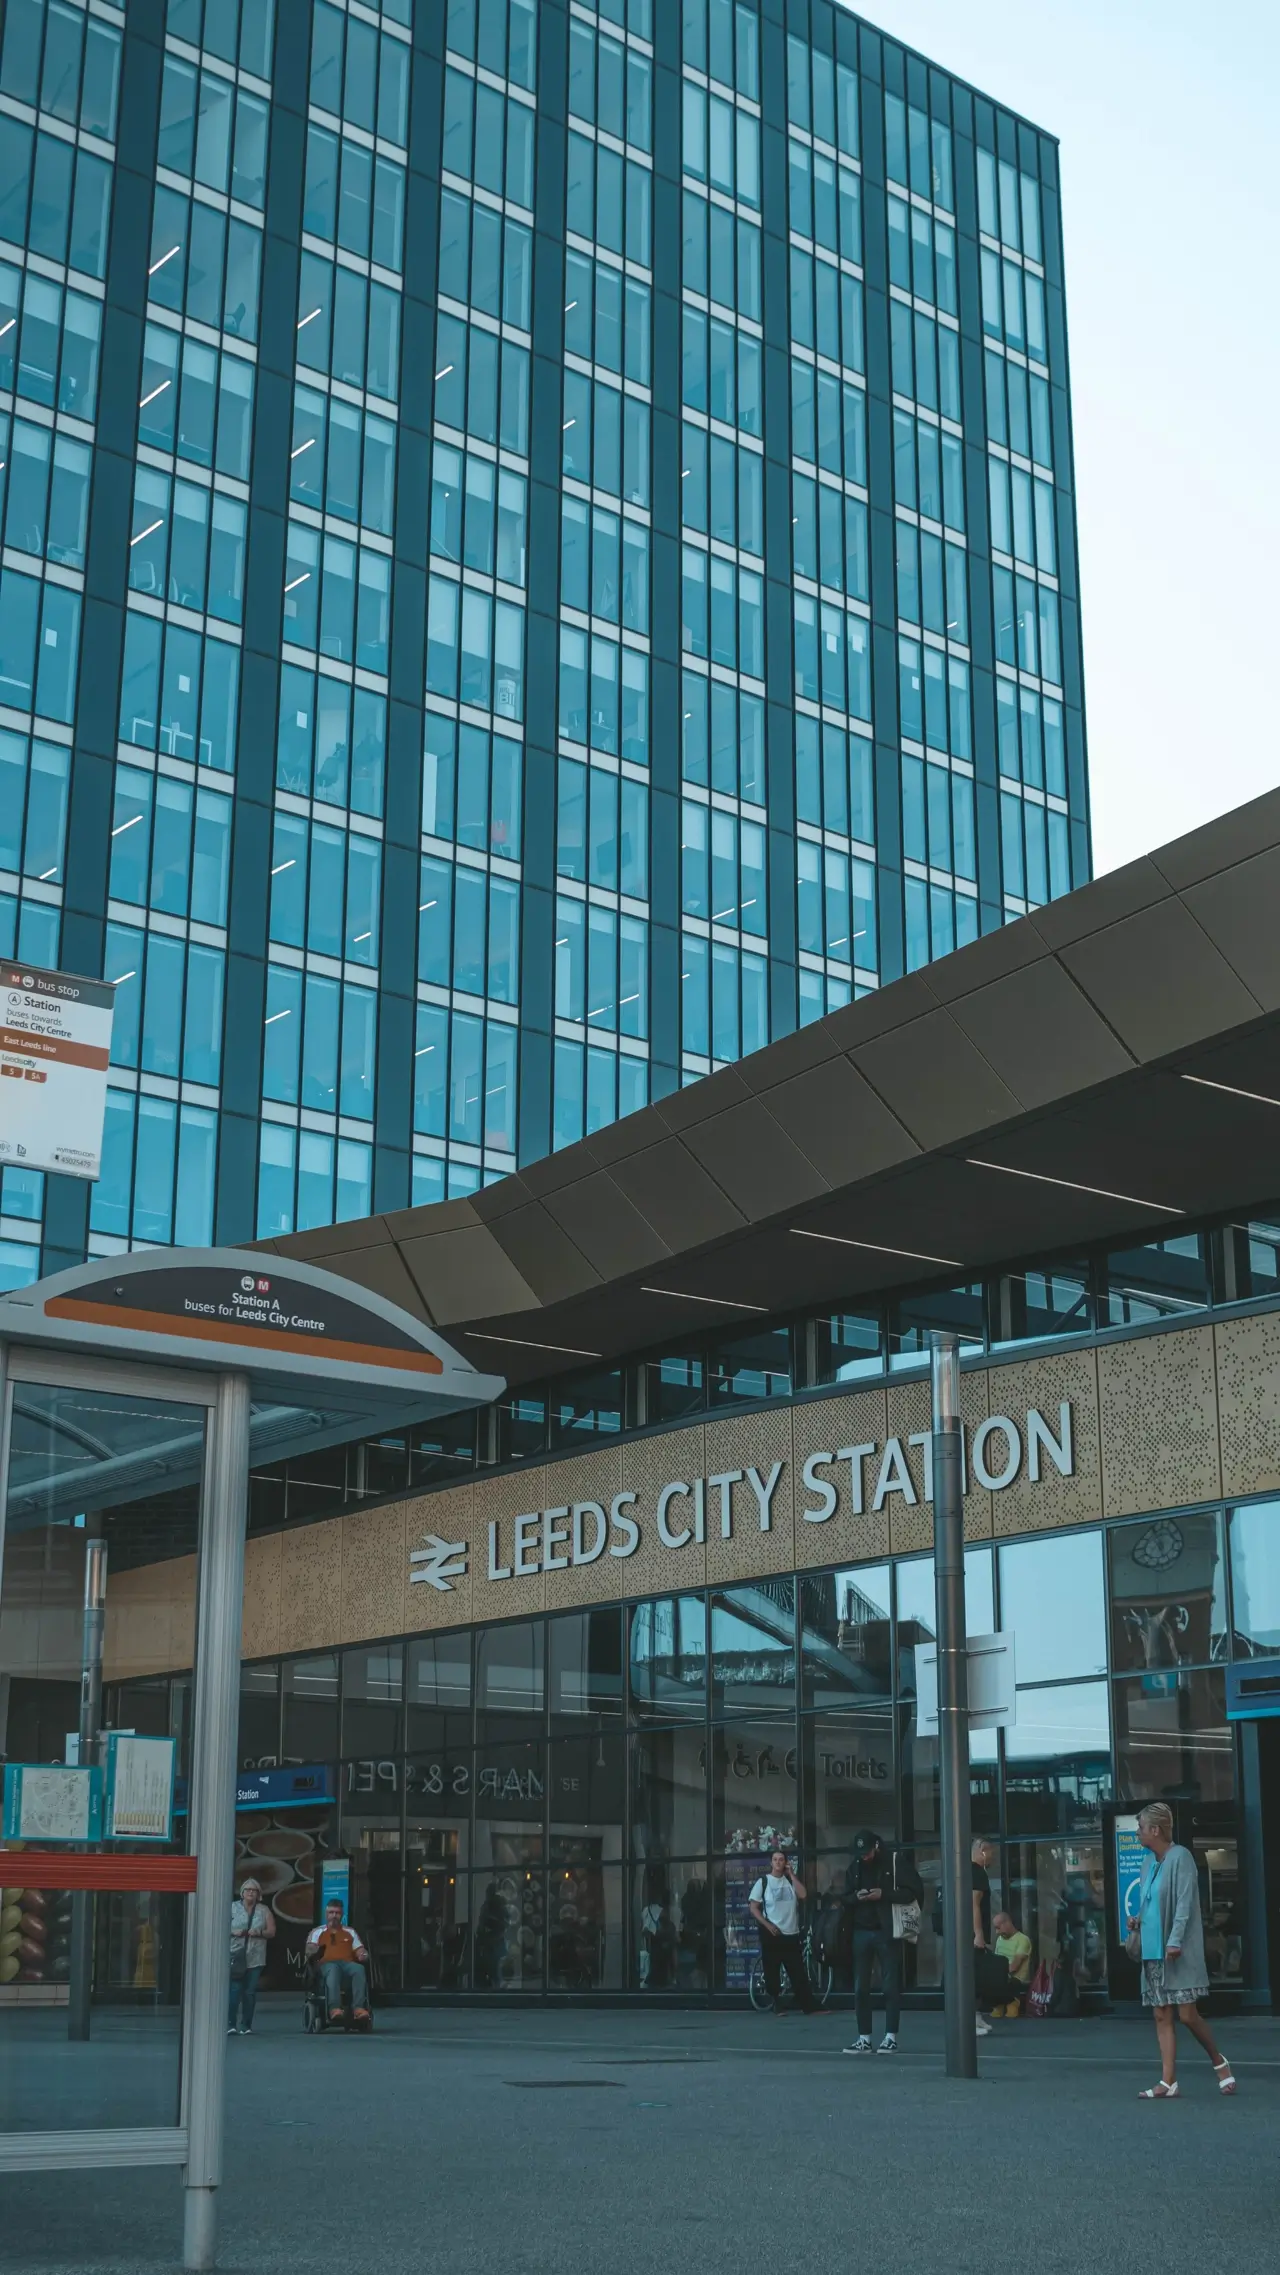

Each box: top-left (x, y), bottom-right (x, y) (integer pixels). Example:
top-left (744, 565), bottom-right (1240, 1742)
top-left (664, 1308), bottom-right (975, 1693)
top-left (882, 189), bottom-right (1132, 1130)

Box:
top-left (255, 787), bottom-right (1280, 1383)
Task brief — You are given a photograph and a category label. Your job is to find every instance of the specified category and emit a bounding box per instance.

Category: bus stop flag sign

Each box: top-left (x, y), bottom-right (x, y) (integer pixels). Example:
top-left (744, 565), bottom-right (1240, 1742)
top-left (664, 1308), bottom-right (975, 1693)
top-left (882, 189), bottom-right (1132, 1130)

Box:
top-left (0, 960), bottom-right (115, 1180)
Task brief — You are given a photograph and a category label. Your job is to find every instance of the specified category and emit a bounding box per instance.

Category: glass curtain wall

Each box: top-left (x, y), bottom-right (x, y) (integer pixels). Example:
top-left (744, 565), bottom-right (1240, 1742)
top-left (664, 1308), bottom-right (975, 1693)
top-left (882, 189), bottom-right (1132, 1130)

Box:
top-left (116, 1501), bottom-right (1273, 1998)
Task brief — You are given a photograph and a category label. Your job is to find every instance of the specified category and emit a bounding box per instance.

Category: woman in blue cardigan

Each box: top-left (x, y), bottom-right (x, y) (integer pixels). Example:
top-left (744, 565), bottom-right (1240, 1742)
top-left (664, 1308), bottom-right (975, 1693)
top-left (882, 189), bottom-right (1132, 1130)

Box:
top-left (1130, 1801), bottom-right (1235, 2100)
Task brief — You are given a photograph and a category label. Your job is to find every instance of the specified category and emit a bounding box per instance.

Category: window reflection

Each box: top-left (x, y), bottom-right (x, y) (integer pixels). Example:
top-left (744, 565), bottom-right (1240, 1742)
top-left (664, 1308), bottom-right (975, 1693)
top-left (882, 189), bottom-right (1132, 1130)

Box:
top-left (1002, 1835), bottom-right (1107, 1991)
top-left (549, 1608), bottom-right (624, 1721)
top-left (1003, 1681), bottom-right (1111, 1832)
top-left (633, 1861), bottom-right (711, 1990)
top-left (989, 1260), bottom-right (1091, 1345)
top-left (471, 1856), bottom-right (544, 1989)
top-left (549, 1365), bottom-right (624, 1446)
top-left (1113, 1669), bottom-right (1234, 1804)
top-left (1000, 1531), bottom-right (1105, 1683)
top-left (406, 1632), bottom-right (471, 1737)
top-left (237, 1662), bottom-right (279, 1766)
top-left (895, 1547), bottom-right (993, 1691)
top-left (629, 1594), bottom-right (707, 1719)
top-left (711, 1579), bottom-right (796, 1714)
top-left (643, 1351), bottom-right (705, 1421)
top-left (809, 1306), bottom-right (882, 1383)
top-left (888, 1280), bottom-right (983, 1367)
top-left (497, 1388), bottom-right (546, 1460)
top-left (341, 1642), bottom-right (403, 1756)
top-left (707, 1324), bottom-right (792, 1402)
top-left (476, 1621), bottom-right (544, 1714)
top-left (630, 1723), bottom-right (707, 1858)
top-left (803, 1707), bottom-right (895, 1852)
top-left (1227, 1502), bottom-right (1280, 1657)
top-left (800, 1565), bottom-right (892, 1704)
top-left (1102, 1233), bottom-right (1210, 1326)
top-left (712, 1720), bottom-right (799, 1850)
top-left (281, 1652), bottom-right (338, 1760)
top-left (1108, 1512), bottom-right (1226, 1673)
top-left (1222, 1215), bottom-right (1280, 1305)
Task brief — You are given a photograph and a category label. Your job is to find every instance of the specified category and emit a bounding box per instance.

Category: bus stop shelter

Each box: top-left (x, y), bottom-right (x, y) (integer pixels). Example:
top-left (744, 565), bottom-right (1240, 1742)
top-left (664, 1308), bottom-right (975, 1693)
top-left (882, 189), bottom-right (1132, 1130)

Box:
top-left (0, 1247), bottom-right (502, 2269)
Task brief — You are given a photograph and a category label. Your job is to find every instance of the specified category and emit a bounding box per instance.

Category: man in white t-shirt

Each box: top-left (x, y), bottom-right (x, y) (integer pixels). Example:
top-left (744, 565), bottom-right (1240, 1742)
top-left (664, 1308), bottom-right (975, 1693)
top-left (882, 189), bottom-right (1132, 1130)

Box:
top-left (748, 1851), bottom-right (817, 2015)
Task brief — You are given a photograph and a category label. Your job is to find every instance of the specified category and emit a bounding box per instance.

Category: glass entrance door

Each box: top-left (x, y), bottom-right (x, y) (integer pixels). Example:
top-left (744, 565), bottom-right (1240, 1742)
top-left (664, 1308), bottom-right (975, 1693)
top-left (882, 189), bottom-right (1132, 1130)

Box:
top-left (0, 1360), bottom-right (213, 2154)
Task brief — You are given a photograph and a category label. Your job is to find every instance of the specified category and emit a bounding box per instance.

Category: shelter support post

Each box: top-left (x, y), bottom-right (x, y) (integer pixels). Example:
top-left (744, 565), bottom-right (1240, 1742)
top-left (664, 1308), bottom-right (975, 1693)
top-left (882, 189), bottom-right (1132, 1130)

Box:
top-left (181, 1372), bottom-right (250, 2272)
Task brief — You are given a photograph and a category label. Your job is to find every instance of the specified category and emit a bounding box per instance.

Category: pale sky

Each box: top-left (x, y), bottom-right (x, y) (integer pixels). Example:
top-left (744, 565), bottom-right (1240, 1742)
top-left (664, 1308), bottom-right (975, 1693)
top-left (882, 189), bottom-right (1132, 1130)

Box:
top-left (848, 0), bottom-right (1280, 877)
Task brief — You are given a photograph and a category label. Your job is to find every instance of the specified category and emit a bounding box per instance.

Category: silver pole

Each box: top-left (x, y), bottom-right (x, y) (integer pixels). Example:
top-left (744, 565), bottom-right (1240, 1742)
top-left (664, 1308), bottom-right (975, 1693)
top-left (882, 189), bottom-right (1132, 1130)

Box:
top-left (68, 1536), bottom-right (108, 2041)
top-left (181, 1372), bottom-right (250, 2272)
top-left (931, 1331), bottom-right (976, 2079)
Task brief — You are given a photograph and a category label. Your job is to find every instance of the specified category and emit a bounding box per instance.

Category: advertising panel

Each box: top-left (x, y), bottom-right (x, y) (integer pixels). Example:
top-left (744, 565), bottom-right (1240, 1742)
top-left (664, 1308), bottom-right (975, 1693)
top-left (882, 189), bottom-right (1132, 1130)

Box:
top-left (0, 960), bottom-right (114, 1179)
top-left (1114, 1814), bottom-right (1145, 1935)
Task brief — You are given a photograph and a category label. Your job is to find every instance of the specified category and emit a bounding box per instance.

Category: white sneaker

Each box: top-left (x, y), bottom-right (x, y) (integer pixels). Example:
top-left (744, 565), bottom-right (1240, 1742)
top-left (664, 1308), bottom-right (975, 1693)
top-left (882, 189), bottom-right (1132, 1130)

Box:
top-left (843, 2036), bottom-right (873, 2055)
top-left (227, 2024), bottom-right (237, 2035)
top-left (877, 2034), bottom-right (898, 2054)
top-left (975, 2017), bottom-right (992, 2036)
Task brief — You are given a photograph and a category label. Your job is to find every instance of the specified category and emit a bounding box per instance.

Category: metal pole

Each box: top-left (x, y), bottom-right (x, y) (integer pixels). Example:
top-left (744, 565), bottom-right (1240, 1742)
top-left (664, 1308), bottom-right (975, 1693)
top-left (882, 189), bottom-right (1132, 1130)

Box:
top-left (931, 1331), bottom-right (977, 2078)
top-left (68, 1535), bottom-right (108, 2041)
top-left (181, 1372), bottom-right (250, 2273)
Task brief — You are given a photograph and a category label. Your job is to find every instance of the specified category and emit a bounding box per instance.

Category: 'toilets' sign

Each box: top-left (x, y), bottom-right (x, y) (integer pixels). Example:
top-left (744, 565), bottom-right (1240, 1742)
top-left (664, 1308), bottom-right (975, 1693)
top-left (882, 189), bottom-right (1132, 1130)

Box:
top-left (0, 961), bottom-right (115, 1180)
top-left (409, 1401), bottom-right (1076, 1593)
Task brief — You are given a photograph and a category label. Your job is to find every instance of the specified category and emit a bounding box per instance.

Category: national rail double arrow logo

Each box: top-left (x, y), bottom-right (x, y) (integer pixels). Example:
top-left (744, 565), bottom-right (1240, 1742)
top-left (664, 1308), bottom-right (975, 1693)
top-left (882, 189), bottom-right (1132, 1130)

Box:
top-left (408, 1533), bottom-right (468, 1592)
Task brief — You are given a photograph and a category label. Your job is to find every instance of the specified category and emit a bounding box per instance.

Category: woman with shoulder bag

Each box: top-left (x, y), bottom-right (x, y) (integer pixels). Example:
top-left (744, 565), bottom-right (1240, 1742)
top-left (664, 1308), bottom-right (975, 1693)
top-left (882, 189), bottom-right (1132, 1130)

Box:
top-left (229, 1876), bottom-right (275, 2037)
top-left (1129, 1802), bottom-right (1235, 2100)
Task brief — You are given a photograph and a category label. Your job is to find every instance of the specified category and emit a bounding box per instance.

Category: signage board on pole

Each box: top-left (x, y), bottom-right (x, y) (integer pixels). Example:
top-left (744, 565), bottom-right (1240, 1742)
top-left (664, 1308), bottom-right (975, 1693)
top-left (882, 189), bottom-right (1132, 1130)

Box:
top-left (0, 961), bottom-right (115, 1180)
top-left (104, 1734), bottom-right (177, 1842)
top-left (916, 1631), bottom-right (1017, 1735)
top-left (3, 1763), bottom-right (103, 1843)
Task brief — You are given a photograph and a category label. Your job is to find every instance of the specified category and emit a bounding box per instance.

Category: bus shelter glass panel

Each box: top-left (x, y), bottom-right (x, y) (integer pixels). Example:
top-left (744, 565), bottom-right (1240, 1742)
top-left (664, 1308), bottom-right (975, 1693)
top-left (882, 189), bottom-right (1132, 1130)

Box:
top-left (0, 1379), bottom-right (207, 2137)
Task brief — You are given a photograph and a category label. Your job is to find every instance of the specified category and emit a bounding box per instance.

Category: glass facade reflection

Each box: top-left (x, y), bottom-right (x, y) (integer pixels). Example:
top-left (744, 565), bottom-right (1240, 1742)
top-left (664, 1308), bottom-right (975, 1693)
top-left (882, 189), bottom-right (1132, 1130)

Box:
top-left (1, 0), bottom-right (1088, 1295)
top-left (103, 1499), bottom-right (1277, 1999)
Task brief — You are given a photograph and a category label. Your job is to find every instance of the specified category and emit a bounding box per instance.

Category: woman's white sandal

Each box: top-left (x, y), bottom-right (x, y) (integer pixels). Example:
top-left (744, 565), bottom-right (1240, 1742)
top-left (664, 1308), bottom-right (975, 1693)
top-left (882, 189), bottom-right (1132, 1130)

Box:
top-left (1138, 2080), bottom-right (1179, 2098)
top-left (1214, 2058), bottom-right (1236, 2094)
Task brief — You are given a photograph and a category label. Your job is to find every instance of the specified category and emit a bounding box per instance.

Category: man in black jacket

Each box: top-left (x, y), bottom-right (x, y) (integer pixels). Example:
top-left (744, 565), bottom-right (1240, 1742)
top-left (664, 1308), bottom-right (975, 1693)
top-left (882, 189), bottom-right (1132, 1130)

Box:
top-left (842, 1830), bottom-right (923, 2055)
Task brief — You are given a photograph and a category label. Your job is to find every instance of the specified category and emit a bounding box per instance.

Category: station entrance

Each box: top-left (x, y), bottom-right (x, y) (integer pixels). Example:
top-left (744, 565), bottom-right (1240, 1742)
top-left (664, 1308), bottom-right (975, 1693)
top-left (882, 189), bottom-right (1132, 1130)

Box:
top-left (0, 1248), bottom-right (501, 2269)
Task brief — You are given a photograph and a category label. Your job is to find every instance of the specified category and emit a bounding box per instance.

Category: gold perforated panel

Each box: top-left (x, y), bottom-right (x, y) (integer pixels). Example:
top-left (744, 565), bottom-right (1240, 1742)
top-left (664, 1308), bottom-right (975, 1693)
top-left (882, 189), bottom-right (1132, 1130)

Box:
top-left (541, 1445), bottom-right (626, 1611)
top-left (402, 1483), bottom-right (473, 1632)
top-left (704, 1406), bottom-right (795, 1584)
top-left (341, 1499), bottom-right (408, 1649)
top-left (885, 1377), bottom-right (932, 1554)
top-left (988, 1346), bottom-right (1102, 1537)
top-left (960, 1368), bottom-right (994, 1542)
top-left (470, 1464), bottom-right (548, 1624)
top-left (792, 1383), bottom-right (890, 1567)
top-left (1216, 1312), bottom-right (1280, 1500)
top-left (104, 1552), bottom-right (197, 1681)
top-left (1099, 1326), bottom-right (1220, 1520)
top-left (276, 1514), bottom-right (343, 1654)
top-left (619, 1424), bottom-right (708, 1597)
top-left (241, 1531), bottom-right (281, 1661)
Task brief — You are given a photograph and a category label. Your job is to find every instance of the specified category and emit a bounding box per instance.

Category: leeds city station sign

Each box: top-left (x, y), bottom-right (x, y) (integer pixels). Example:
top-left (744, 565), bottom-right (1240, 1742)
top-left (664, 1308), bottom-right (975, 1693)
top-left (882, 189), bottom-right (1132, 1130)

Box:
top-left (409, 1400), bottom-right (1075, 1593)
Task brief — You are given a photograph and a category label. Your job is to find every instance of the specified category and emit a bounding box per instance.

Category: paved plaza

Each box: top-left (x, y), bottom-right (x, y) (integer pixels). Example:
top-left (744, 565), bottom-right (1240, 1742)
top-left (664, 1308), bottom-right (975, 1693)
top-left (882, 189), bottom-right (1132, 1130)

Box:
top-left (4, 2004), bottom-right (1278, 2274)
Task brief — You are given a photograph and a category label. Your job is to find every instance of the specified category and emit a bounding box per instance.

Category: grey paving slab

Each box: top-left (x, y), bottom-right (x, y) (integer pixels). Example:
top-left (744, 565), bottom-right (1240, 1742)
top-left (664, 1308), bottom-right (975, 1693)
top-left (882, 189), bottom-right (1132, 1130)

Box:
top-left (3, 2004), bottom-right (1277, 2275)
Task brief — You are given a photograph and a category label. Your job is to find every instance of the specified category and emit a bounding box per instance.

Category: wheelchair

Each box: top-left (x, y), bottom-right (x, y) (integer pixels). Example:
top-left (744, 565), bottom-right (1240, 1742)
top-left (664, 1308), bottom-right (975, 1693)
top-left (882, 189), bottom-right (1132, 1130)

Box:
top-left (302, 1955), bottom-right (374, 2033)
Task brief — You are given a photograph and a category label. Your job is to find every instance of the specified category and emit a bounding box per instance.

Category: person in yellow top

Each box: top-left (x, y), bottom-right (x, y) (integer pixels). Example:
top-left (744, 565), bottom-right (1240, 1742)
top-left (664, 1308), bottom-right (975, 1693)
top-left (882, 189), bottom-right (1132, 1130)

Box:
top-left (305, 1900), bottom-right (371, 2030)
top-left (992, 1910), bottom-right (1032, 2016)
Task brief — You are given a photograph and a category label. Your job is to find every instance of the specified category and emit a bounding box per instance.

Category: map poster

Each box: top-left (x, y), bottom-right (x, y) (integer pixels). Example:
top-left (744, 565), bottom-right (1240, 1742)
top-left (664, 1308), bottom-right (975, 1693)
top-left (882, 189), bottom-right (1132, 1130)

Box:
top-left (105, 1735), bottom-right (177, 1842)
top-left (2, 1763), bottom-right (103, 1844)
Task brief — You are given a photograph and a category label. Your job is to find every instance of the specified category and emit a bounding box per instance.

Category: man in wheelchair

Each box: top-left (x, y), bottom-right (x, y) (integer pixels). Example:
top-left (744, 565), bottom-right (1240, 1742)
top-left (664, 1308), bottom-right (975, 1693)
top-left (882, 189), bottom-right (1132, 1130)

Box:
top-left (305, 1900), bottom-right (372, 2031)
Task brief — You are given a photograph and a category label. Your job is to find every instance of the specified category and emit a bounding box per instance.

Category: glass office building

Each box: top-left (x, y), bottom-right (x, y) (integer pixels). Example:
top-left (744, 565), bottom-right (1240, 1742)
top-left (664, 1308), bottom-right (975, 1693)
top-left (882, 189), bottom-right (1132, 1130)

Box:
top-left (0, 0), bottom-right (1088, 1292)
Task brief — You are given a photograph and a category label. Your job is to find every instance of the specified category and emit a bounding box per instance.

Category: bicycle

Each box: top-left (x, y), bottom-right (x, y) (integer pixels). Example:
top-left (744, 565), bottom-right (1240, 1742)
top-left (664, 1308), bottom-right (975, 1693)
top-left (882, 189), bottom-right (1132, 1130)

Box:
top-left (748, 1923), bottom-right (833, 2012)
